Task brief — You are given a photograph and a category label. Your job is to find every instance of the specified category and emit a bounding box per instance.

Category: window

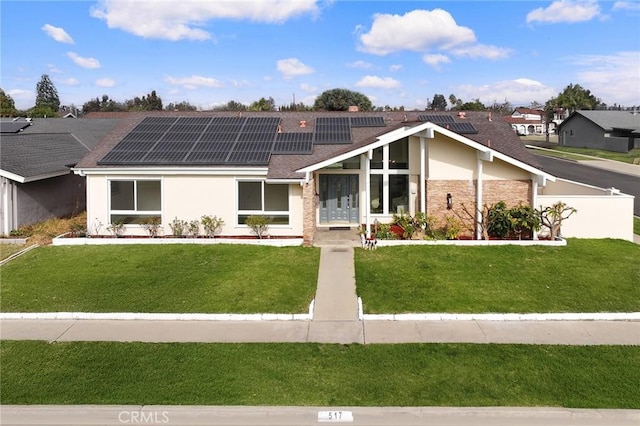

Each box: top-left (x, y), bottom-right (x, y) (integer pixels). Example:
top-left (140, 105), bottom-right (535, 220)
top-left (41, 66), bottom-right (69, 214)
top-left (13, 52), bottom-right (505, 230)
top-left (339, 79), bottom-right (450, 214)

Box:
top-left (370, 139), bottom-right (409, 215)
top-left (110, 180), bottom-right (161, 224)
top-left (238, 181), bottom-right (289, 225)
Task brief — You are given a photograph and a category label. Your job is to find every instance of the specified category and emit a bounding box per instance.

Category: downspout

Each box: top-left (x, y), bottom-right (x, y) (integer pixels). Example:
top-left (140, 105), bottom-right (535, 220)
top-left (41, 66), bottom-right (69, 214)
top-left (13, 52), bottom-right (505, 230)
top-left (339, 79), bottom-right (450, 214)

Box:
top-left (365, 151), bottom-right (372, 238)
top-left (1, 177), bottom-right (8, 235)
top-left (420, 137), bottom-right (426, 214)
top-left (532, 176), bottom-right (540, 240)
top-left (476, 156), bottom-right (483, 240)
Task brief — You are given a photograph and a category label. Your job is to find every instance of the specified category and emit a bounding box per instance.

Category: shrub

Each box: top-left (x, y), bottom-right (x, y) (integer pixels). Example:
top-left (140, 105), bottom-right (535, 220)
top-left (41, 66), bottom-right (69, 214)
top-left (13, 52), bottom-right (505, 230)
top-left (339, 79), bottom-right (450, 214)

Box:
top-left (107, 220), bottom-right (125, 238)
top-left (187, 220), bottom-right (200, 237)
top-left (487, 201), bottom-right (511, 239)
top-left (245, 215), bottom-right (271, 239)
top-left (201, 215), bottom-right (224, 238)
top-left (168, 217), bottom-right (188, 237)
top-left (141, 216), bottom-right (161, 238)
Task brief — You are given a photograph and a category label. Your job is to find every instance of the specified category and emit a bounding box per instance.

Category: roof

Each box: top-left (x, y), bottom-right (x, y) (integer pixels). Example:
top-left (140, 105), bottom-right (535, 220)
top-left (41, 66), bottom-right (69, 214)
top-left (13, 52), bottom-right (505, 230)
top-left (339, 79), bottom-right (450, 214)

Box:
top-left (561, 110), bottom-right (640, 132)
top-left (0, 118), bottom-right (122, 182)
top-left (74, 111), bottom-right (541, 180)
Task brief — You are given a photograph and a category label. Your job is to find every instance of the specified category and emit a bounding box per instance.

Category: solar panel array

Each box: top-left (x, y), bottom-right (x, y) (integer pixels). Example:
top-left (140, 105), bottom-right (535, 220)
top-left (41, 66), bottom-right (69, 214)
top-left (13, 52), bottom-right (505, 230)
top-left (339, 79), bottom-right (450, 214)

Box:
top-left (418, 115), bottom-right (478, 134)
top-left (99, 116), bottom-right (280, 166)
top-left (99, 115), bottom-right (389, 166)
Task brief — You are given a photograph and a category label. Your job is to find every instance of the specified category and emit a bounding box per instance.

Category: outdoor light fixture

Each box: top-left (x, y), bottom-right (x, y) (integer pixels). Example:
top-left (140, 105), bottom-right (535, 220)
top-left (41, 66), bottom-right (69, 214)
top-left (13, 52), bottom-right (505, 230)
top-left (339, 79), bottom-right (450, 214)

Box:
top-left (446, 193), bottom-right (453, 209)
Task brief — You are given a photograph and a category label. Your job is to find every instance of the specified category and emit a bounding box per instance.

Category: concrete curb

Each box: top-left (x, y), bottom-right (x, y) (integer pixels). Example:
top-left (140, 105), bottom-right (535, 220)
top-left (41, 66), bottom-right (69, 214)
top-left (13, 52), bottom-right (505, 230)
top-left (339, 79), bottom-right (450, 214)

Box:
top-left (363, 312), bottom-right (640, 321)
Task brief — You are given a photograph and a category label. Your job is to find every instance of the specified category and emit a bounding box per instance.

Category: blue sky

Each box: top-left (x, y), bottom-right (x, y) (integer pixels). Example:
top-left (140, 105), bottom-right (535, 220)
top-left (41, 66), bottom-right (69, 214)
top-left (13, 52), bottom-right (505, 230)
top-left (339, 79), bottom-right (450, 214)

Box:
top-left (2, 0), bottom-right (639, 111)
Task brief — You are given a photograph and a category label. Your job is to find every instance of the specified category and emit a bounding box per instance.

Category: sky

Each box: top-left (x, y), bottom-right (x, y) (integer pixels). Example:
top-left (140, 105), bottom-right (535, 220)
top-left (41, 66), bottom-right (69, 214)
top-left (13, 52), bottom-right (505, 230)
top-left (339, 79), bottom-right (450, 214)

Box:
top-left (1, 0), bottom-right (639, 111)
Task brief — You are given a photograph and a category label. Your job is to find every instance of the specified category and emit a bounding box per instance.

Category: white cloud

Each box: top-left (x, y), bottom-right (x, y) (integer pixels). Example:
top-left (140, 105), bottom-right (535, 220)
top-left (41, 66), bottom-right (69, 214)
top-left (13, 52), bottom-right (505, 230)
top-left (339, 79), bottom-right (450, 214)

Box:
top-left (451, 44), bottom-right (512, 60)
top-left (90, 0), bottom-right (319, 41)
top-left (300, 83), bottom-right (317, 92)
top-left (165, 75), bottom-right (224, 89)
top-left (7, 89), bottom-right (34, 110)
top-left (277, 58), bottom-right (314, 79)
top-left (358, 9), bottom-right (476, 55)
top-left (346, 60), bottom-right (373, 69)
top-left (66, 52), bottom-right (101, 69)
top-left (47, 64), bottom-right (62, 74)
top-left (456, 78), bottom-right (556, 106)
top-left (355, 75), bottom-right (401, 89)
top-left (230, 79), bottom-right (251, 88)
top-left (526, 1), bottom-right (600, 24)
top-left (96, 78), bottom-right (116, 87)
top-left (423, 54), bottom-right (451, 69)
top-left (58, 77), bottom-right (79, 86)
top-left (42, 24), bottom-right (74, 44)
top-left (389, 64), bottom-right (403, 72)
top-left (613, 1), bottom-right (640, 11)
top-left (571, 51), bottom-right (640, 106)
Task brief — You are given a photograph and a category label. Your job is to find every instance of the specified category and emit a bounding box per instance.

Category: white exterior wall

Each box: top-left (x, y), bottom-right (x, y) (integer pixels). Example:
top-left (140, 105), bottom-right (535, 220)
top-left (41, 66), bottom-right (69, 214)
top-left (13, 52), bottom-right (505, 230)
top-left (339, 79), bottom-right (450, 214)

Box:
top-left (538, 179), bottom-right (634, 241)
top-left (86, 174), bottom-right (304, 237)
top-left (427, 135), bottom-right (476, 179)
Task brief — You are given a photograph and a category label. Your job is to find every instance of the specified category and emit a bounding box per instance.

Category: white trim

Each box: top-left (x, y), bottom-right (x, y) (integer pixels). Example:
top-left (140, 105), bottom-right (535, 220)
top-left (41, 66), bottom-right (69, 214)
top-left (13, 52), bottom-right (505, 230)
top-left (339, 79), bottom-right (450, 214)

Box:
top-left (236, 179), bottom-right (291, 227)
top-left (108, 178), bottom-right (163, 224)
top-left (0, 169), bottom-right (70, 184)
top-left (74, 167), bottom-right (268, 177)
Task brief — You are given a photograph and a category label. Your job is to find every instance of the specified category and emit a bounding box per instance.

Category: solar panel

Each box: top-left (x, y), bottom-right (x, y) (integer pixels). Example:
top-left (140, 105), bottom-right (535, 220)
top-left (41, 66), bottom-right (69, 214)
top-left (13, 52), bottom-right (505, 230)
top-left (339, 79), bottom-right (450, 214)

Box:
top-left (138, 117), bottom-right (177, 125)
top-left (0, 122), bottom-right (31, 133)
top-left (237, 132), bottom-right (276, 143)
top-left (350, 116), bottom-right (385, 127)
top-left (143, 150), bottom-right (190, 163)
top-left (111, 140), bottom-right (157, 151)
top-left (159, 132), bottom-right (202, 142)
top-left (175, 117), bottom-right (211, 126)
top-left (210, 116), bottom-right (245, 126)
top-left (199, 132), bottom-right (240, 142)
top-left (233, 141), bottom-right (273, 152)
top-left (226, 151), bottom-right (271, 165)
top-left (418, 115), bottom-right (455, 123)
top-left (185, 150), bottom-right (230, 163)
top-left (99, 149), bottom-right (149, 164)
top-left (314, 132), bottom-right (351, 144)
top-left (448, 122), bottom-right (478, 134)
top-left (192, 141), bottom-right (234, 152)
top-left (167, 124), bottom-right (208, 134)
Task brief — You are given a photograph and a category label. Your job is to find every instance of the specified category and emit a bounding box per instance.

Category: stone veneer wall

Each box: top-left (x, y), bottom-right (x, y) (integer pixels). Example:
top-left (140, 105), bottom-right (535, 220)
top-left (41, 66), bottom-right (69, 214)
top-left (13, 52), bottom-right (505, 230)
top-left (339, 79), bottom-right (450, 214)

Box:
top-left (426, 179), bottom-right (532, 236)
top-left (302, 177), bottom-right (317, 246)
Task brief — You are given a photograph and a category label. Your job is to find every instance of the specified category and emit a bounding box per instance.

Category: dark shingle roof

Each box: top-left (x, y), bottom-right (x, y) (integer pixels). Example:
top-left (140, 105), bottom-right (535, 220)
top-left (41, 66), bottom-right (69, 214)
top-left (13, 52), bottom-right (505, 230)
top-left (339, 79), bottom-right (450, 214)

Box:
top-left (566, 110), bottom-right (640, 132)
top-left (75, 111), bottom-right (539, 179)
top-left (0, 118), bottom-right (122, 182)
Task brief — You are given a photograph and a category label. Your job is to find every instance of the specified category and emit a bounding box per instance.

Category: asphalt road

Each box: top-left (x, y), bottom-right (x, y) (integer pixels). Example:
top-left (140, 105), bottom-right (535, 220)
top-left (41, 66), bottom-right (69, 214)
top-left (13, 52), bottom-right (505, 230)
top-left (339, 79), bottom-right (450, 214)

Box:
top-left (534, 154), bottom-right (640, 216)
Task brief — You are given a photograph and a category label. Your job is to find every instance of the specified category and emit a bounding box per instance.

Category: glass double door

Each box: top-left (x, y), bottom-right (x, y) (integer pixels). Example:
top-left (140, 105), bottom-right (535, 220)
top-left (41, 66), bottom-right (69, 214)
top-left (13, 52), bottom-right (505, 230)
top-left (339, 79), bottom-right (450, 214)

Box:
top-left (319, 175), bottom-right (359, 224)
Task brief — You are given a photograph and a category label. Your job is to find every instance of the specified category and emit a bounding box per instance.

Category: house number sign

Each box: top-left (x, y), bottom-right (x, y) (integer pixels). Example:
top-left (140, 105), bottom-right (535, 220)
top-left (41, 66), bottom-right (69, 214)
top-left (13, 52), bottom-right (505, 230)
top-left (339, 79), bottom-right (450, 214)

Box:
top-left (317, 410), bottom-right (353, 422)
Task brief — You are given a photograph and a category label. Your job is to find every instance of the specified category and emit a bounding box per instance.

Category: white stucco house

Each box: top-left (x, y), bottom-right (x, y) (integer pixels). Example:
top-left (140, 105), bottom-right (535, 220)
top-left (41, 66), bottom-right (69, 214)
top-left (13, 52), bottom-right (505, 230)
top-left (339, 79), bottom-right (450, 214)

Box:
top-left (73, 111), bottom-right (634, 244)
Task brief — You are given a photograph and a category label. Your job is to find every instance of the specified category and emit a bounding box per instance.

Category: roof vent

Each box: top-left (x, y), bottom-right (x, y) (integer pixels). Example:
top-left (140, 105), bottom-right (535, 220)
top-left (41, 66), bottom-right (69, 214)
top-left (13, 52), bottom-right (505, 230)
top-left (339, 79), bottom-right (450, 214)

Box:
top-left (458, 111), bottom-right (466, 118)
top-left (348, 105), bottom-right (359, 112)
top-left (299, 120), bottom-right (307, 128)
top-left (488, 112), bottom-right (492, 121)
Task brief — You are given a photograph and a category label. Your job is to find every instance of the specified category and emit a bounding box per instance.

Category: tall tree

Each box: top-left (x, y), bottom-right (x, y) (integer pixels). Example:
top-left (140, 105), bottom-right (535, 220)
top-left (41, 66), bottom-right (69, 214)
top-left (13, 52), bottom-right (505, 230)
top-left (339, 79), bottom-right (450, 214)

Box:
top-left (313, 88), bottom-right (373, 111)
top-left (429, 94), bottom-right (447, 111)
top-left (165, 101), bottom-right (197, 111)
top-left (249, 97), bottom-right (275, 111)
top-left (448, 94), bottom-right (463, 110)
top-left (545, 83), bottom-right (601, 115)
top-left (35, 74), bottom-right (60, 114)
top-left (0, 88), bottom-right (17, 116)
top-left (460, 99), bottom-right (486, 111)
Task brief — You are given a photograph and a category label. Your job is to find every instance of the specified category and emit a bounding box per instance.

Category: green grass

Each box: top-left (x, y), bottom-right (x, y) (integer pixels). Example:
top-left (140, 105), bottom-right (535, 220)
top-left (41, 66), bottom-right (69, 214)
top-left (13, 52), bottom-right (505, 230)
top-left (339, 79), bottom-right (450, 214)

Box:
top-left (548, 146), bottom-right (640, 164)
top-left (1, 341), bottom-right (638, 408)
top-left (635, 217), bottom-right (640, 235)
top-left (356, 239), bottom-right (640, 313)
top-left (0, 245), bottom-right (319, 313)
top-left (526, 147), bottom-right (587, 161)
top-left (0, 243), bottom-right (27, 261)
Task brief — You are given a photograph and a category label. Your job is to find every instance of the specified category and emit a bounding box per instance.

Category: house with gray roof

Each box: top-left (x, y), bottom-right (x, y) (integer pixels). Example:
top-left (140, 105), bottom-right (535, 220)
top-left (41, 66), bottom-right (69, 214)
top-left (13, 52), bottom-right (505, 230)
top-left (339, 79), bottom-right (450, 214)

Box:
top-left (558, 110), bottom-right (640, 152)
top-left (0, 118), bottom-right (122, 235)
top-left (73, 110), bottom-right (634, 243)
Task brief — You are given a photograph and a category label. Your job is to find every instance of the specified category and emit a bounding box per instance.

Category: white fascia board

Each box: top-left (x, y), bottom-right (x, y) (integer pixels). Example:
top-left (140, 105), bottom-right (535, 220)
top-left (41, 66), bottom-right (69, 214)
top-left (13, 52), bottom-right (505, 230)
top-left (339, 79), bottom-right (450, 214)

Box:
top-left (296, 123), bottom-right (434, 174)
top-left (265, 178), bottom-right (305, 184)
top-left (73, 167), bottom-right (269, 177)
top-left (0, 169), bottom-right (70, 183)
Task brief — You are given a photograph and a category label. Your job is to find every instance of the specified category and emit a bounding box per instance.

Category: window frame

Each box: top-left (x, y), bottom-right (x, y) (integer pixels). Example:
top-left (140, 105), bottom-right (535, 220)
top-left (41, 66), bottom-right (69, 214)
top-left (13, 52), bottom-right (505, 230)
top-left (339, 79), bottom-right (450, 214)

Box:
top-left (108, 178), bottom-right (162, 225)
top-left (369, 139), bottom-right (410, 216)
top-left (236, 179), bottom-right (290, 226)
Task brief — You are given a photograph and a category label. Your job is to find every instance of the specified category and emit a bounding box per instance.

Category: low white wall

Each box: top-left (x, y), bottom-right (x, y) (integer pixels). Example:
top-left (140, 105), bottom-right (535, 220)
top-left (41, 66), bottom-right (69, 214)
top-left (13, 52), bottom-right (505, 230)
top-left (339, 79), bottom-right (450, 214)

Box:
top-left (539, 179), bottom-right (634, 241)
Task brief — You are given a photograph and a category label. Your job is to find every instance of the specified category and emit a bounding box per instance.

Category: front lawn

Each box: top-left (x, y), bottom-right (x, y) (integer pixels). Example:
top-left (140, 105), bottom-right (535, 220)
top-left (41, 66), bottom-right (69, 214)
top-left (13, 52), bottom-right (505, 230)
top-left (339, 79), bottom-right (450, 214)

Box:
top-left (549, 146), bottom-right (640, 164)
top-left (635, 216), bottom-right (640, 235)
top-left (0, 245), bottom-right (319, 313)
top-left (1, 341), bottom-right (638, 408)
top-left (356, 239), bottom-right (640, 313)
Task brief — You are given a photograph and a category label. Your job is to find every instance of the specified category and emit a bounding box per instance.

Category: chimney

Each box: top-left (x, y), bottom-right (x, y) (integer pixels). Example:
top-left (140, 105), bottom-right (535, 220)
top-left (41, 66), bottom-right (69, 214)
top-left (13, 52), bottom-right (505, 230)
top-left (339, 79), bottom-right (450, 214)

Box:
top-left (487, 139), bottom-right (491, 147)
top-left (488, 112), bottom-right (492, 121)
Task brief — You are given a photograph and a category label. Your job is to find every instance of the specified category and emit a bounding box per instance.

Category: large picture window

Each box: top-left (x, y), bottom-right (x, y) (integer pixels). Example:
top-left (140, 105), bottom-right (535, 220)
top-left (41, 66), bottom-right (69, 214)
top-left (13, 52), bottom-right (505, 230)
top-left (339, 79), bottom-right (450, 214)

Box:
top-left (238, 181), bottom-right (289, 225)
top-left (110, 180), bottom-right (161, 224)
top-left (370, 139), bottom-right (409, 215)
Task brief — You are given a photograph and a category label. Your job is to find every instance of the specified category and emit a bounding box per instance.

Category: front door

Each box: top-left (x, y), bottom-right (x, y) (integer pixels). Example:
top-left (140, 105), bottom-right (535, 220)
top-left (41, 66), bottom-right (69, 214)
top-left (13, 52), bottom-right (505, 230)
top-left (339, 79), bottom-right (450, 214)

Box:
top-left (319, 175), bottom-right (359, 224)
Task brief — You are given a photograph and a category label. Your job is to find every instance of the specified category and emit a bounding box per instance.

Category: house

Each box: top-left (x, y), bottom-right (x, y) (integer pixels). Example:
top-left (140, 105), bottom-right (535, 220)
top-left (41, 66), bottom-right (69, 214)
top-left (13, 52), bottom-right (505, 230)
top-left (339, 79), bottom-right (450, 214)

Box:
top-left (0, 118), bottom-right (122, 235)
top-left (503, 108), bottom-right (547, 136)
top-left (558, 110), bottom-right (640, 153)
top-left (73, 111), bottom-right (635, 243)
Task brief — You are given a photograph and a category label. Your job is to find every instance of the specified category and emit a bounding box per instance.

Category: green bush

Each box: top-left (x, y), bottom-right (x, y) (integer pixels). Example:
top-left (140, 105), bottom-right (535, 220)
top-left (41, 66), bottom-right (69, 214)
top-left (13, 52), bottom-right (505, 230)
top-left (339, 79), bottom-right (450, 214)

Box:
top-left (245, 215), bottom-right (271, 239)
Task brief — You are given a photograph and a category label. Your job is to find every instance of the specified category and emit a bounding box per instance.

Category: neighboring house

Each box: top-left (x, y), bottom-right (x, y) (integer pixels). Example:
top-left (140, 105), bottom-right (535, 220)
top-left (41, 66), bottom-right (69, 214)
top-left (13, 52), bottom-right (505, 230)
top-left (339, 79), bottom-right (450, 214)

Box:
top-left (504, 108), bottom-right (547, 136)
top-left (558, 110), bottom-right (640, 153)
top-left (73, 111), bottom-right (634, 243)
top-left (0, 118), bottom-right (122, 235)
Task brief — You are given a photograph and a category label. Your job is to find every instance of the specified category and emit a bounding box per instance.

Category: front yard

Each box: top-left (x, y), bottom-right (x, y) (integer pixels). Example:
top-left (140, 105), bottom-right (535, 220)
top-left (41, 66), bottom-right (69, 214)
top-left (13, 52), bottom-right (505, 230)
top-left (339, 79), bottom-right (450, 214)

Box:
top-left (0, 245), bottom-right (319, 314)
top-left (1, 341), bottom-right (638, 408)
top-left (356, 239), bottom-right (640, 314)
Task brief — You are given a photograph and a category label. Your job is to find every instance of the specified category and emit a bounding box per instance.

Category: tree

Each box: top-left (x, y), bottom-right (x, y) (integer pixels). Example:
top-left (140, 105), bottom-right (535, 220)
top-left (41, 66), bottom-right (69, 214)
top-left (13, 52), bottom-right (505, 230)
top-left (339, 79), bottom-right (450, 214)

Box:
top-left (545, 83), bottom-right (601, 116)
top-left (0, 88), bottom-right (17, 116)
top-left (165, 101), bottom-right (197, 111)
top-left (212, 100), bottom-right (247, 112)
top-left (35, 74), bottom-right (60, 114)
top-left (429, 94), bottom-right (447, 111)
top-left (82, 94), bottom-right (126, 113)
top-left (125, 90), bottom-right (163, 111)
top-left (460, 99), bottom-right (486, 111)
top-left (539, 202), bottom-right (577, 240)
top-left (313, 88), bottom-right (373, 111)
top-left (448, 94), bottom-right (463, 110)
top-left (249, 97), bottom-right (275, 112)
